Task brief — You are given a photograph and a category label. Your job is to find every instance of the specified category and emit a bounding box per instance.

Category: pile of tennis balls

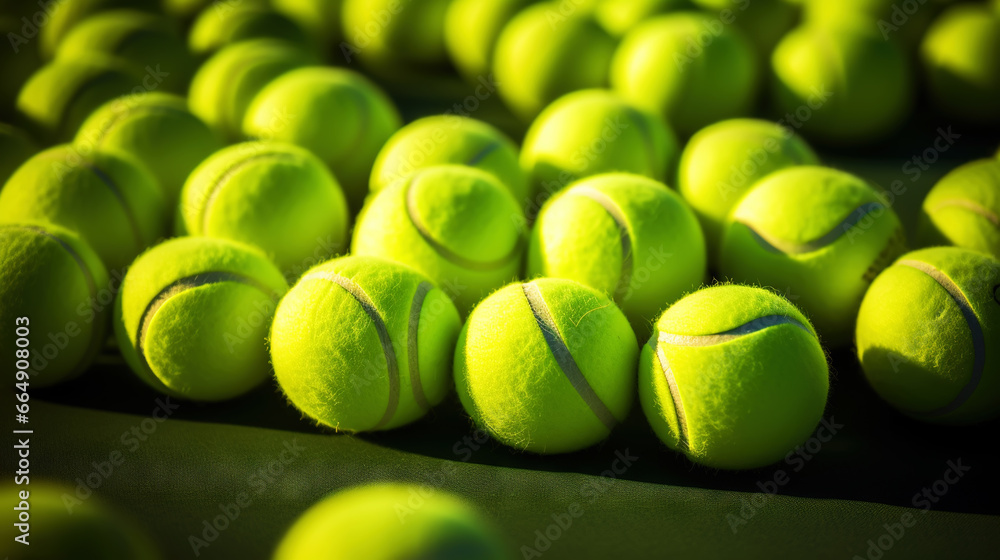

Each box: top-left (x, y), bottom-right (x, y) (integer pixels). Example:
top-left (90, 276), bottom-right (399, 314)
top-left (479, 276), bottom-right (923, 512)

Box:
top-left (1, 0), bottom-right (999, 556)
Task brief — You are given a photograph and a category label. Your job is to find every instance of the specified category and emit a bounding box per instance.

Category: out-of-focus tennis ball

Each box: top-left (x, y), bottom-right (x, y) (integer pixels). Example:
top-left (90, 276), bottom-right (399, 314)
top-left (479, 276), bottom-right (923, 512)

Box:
top-left (341, 0), bottom-right (452, 69)
top-left (0, 123), bottom-right (39, 188)
top-left (691, 0), bottom-right (798, 59)
top-left (38, 0), bottom-right (160, 60)
top-left (595, 0), bottom-right (688, 36)
top-left (188, 0), bottom-right (311, 57)
top-left (273, 0), bottom-right (344, 55)
top-left (918, 158), bottom-right (1000, 259)
top-left (803, 0), bottom-right (937, 48)
top-left (444, 0), bottom-right (536, 80)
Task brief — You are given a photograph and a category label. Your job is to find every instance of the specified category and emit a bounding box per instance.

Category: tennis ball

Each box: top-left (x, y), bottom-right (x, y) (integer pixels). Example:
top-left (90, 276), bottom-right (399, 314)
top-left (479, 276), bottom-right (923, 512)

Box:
top-left (271, 256), bottom-right (461, 432)
top-left (56, 10), bottom-right (196, 95)
top-left (520, 89), bottom-right (678, 206)
top-left (273, 0), bottom-right (344, 55)
top-left (917, 159), bottom-right (1000, 259)
top-left (639, 284), bottom-right (829, 470)
top-left (857, 247), bottom-right (1000, 425)
top-left (188, 1), bottom-right (312, 57)
top-left (0, 481), bottom-right (161, 559)
top-left (920, 4), bottom-right (1000, 123)
top-left (528, 173), bottom-right (706, 337)
top-left (114, 236), bottom-right (288, 401)
top-left (177, 141), bottom-right (349, 275)
top-left (188, 39), bottom-right (318, 141)
top-left (444, 0), bottom-right (534, 80)
top-left (369, 115), bottom-right (527, 204)
top-left (74, 92), bottom-right (223, 211)
top-left (595, 0), bottom-right (687, 36)
top-left (610, 12), bottom-right (759, 137)
top-left (0, 123), bottom-right (39, 188)
top-left (38, 0), bottom-right (160, 60)
top-left (719, 166), bottom-right (907, 346)
top-left (243, 66), bottom-right (401, 211)
top-left (0, 222), bottom-right (109, 388)
top-left (493, 4), bottom-right (618, 120)
top-left (341, 0), bottom-right (452, 69)
top-left (677, 118), bottom-right (819, 256)
top-left (352, 165), bottom-right (525, 315)
top-left (274, 484), bottom-right (510, 560)
top-left (692, 0), bottom-right (798, 60)
top-left (771, 25), bottom-right (913, 145)
top-left (456, 278), bottom-right (637, 453)
top-left (803, 0), bottom-right (937, 48)
top-left (0, 145), bottom-right (166, 273)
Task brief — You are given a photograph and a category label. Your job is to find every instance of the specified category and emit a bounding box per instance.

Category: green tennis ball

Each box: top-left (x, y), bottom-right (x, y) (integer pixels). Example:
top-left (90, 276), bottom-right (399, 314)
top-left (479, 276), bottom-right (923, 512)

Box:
top-left (444, 0), bottom-right (535, 80)
top-left (802, 0), bottom-right (937, 48)
top-left (520, 89), bottom-right (678, 205)
top-left (528, 173), bottom-right (706, 338)
top-left (56, 10), bottom-right (196, 95)
top-left (243, 66), bottom-right (401, 211)
top-left (188, 1), bottom-right (312, 58)
top-left (0, 222), bottom-right (109, 388)
top-left (0, 123), bottom-right (39, 188)
top-left (857, 247), bottom-right (1000, 425)
top-left (677, 118), bottom-right (819, 256)
top-left (273, 484), bottom-right (510, 560)
top-left (341, 0), bottom-right (452, 69)
top-left (271, 256), bottom-right (461, 432)
top-left (273, 0), bottom-right (344, 55)
top-left (640, 284), bottom-right (829, 470)
top-left (692, 0), bottom-right (798, 60)
top-left (917, 159), bottom-right (1000, 259)
top-left (0, 145), bottom-right (166, 273)
top-left (74, 92), bottom-right (223, 211)
top-left (456, 278), bottom-right (637, 454)
top-left (610, 11), bottom-right (759, 137)
top-left (771, 25), bottom-right (913, 145)
top-left (38, 0), bottom-right (160, 60)
top-left (188, 38), bottom-right (318, 141)
top-left (369, 115), bottom-right (528, 205)
top-left (177, 141), bottom-right (349, 276)
top-left (594, 0), bottom-right (687, 36)
top-left (353, 165), bottom-right (525, 315)
top-left (114, 236), bottom-right (288, 401)
top-left (920, 4), bottom-right (1000, 123)
top-left (719, 166), bottom-right (907, 346)
top-left (493, 4), bottom-right (618, 120)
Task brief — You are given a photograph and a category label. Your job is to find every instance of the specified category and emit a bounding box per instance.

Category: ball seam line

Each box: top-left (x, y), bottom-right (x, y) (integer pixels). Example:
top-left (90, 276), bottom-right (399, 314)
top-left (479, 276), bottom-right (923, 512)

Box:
top-left (85, 163), bottom-right (145, 253)
top-left (742, 201), bottom-right (886, 254)
top-left (657, 314), bottom-right (813, 347)
top-left (408, 281), bottom-right (433, 411)
top-left (464, 140), bottom-right (500, 167)
top-left (90, 103), bottom-right (194, 147)
top-left (652, 339), bottom-right (689, 452)
top-left (928, 198), bottom-right (1000, 226)
top-left (571, 186), bottom-right (634, 302)
top-left (199, 151), bottom-right (297, 234)
top-left (625, 106), bottom-right (658, 177)
top-left (521, 281), bottom-right (619, 431)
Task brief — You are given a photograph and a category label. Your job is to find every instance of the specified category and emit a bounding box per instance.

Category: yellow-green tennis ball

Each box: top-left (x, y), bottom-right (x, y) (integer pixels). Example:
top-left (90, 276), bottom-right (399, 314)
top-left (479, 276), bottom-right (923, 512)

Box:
top-left (677, 118), bottom-right (819, 256)
top-left (114, 236), bottom-right (288, 400)
top-left (0, 145), bottom-right (166, 273)
top-left (594, 0), bottom-right (687, 36)
top-left (353, 165), bottom-right (525, 315)
top-left (273, 484), bottom-right (510, 560)
top-left (917, 159), bottom-right (1000, 259)
top-left (771, 25), bottom-right (913, 145)
top-left (0, 222), bottom-right (109, 388)
top-left (56, 10), bottom-right (196, 95)
top-left (0, 123), bottom-right (39, 188)
top-left (640, 284), bottom-right (829, 470)
top-left (444, 0), bottom-right (535, 80)
top-left (719, 166), bottom-right (907, 346)
top-left (243, 66), bottom-right (401, 211)
top-left (341, 0), bottom-right (452, 69)
top-left (802, 0), bottom-right (937, 49)
top-left (369, 115), bottom-right (527, 204)
top-left (188, 1), bottom-right (312, 58)
top-left (520, 89), bottom-right (678, 204)
top-left (74, 92), bottom-right (223, 212)
top-left (528, 173), bottom-right (706, 337)
top-left (188, 39), bottom-right (318, 141)
top-left (38, 0), bottom-right (160, 60)
top-left (271, 256), bottom-right (461, 432)
top-left (857, 247), bottom-right (1000, 425)
top-left (920, 4), bottom-right (1000, 123)
top-left (273, 0), bottom-right (344, 55)
top-left (493, 4), bottom-right (618, 120)
top-left (177, 141), bottom-right (349, 276)
top-left (456, 278), bottom-right (637, 454)
top-left (611, 12), bottom-right (759, 137)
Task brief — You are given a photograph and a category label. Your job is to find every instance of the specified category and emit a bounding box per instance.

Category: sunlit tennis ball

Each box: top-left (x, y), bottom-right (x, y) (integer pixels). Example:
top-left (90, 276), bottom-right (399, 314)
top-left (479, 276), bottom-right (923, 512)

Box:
top-left (39, 0), bottom-right (160, 60)
top-left (444, 0), bottom-right (535, 80)
top-left (188, 0), bottom-right (311, 57)
top-left (341, 0), bottom-right (452, 69)
top-left (595, 0), bottom-right (687, 36)
top-left (917, 158), bottom-right (1000, 259)
top-left (0, 123), bottom-right (39, 188)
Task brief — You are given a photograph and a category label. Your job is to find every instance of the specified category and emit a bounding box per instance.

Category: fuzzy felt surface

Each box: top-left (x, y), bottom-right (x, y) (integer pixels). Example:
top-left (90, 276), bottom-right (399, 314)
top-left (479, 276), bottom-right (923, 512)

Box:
top-left (919, 158), bottom-right (1000, 259)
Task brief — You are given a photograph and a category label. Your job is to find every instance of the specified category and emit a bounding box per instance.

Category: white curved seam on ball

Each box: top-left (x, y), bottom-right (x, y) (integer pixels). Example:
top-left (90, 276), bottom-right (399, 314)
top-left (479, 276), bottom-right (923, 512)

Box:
top-left (652, 340), bottom-right (689, 452)
top-left (408, 281), bottom-right (433, 411)
top-left (658, 314), bottom-right (813, 347)
top-left (464, 140), bottom-right (500, 166)
top-left (521, 281), bottom-right (618, 431)
top-left (85, 163), bottom-right (145, 252)
top-left (929, 199), bottom-right (1000, 227)
top-left (199, 151), bottom-right (297, 234)
top-left (743, 201), bottom-right (886, 254)
top-left (572, 186), bottom-right (634, 301)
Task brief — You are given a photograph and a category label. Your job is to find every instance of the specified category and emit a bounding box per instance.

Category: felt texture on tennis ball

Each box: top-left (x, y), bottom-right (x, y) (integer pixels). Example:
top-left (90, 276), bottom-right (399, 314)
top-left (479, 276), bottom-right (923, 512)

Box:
top-left (352, 165), bottom-right (525, 315)
top-left (273, 484), bottom-right (510, 560)
top-left (719, 166), bottom-right (907, 346)
top-left (857, 247), bottom-right (1000, 425)
top-left (0, 123), bottom-right (39, 188)
top-left (114, 236), bottom-right (288, 401)
top-left (610, 11), bottom-right (759, 137)
top-left (677, 118), bottom-right (819, 256)
top-left (520, 89), bottom-right (678, 203)
top-left (692, 0), bottom-right (798, 60)
top-left (920, 4), bottom-right (1000, 123)
top-left (639, 284), bottom-right (829, 470)
top-left (75, 92), bottom-right (223, 211)
top-left (177, 141), bottom-right (349, 276)
top-left (917, 159), bottom-right (1000, 259)
top-left (188, 38), bottom-right (318, 141)
top-left (56, 10), bottom-right (196, 95)
top-left (38, 0), bottom-right (160, 60)
top-left (456, 278), bottom-right (636, 454)
top-left (0, 222), bottom-right (109, 388)
top-left (771, 25), bottom-right (913, 145)
top-left (271, 256), bottom-right (461, 432)
top-left (528, 173), bottom-right (706, 338)
top-left (595, 0), bottom-right (688, 36)
top-left (188, 1), bottom-right (312, 57)
top-left (341, 0), bottom-right (452, 69)
top-left (0, 145), bottom-right (166, 273)
top-left (493, 4), bottom-right (618, 120)
top-left (243, 66), bottom-right (401, 211)
top-left (444, 0), bottom-right (535, 80)
top-left (369, 115), bottom-right (527, 204)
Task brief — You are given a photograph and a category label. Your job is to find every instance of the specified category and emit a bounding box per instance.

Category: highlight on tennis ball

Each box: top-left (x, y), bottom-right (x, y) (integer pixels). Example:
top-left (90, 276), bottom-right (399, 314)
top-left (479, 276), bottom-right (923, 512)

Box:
top-left (187, 0), bottom-right (311, 58)
top-left (917, 158), bottom-right (1000, 259)
top-left (444, 0), bottom-right (535, 81)
top-left (594, 0), bottom-right (688, 37)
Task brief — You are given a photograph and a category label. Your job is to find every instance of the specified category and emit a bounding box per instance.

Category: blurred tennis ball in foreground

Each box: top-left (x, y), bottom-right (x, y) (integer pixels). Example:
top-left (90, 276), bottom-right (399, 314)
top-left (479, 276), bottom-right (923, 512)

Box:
top-left (918, 159), bottom-right (1000, 259)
